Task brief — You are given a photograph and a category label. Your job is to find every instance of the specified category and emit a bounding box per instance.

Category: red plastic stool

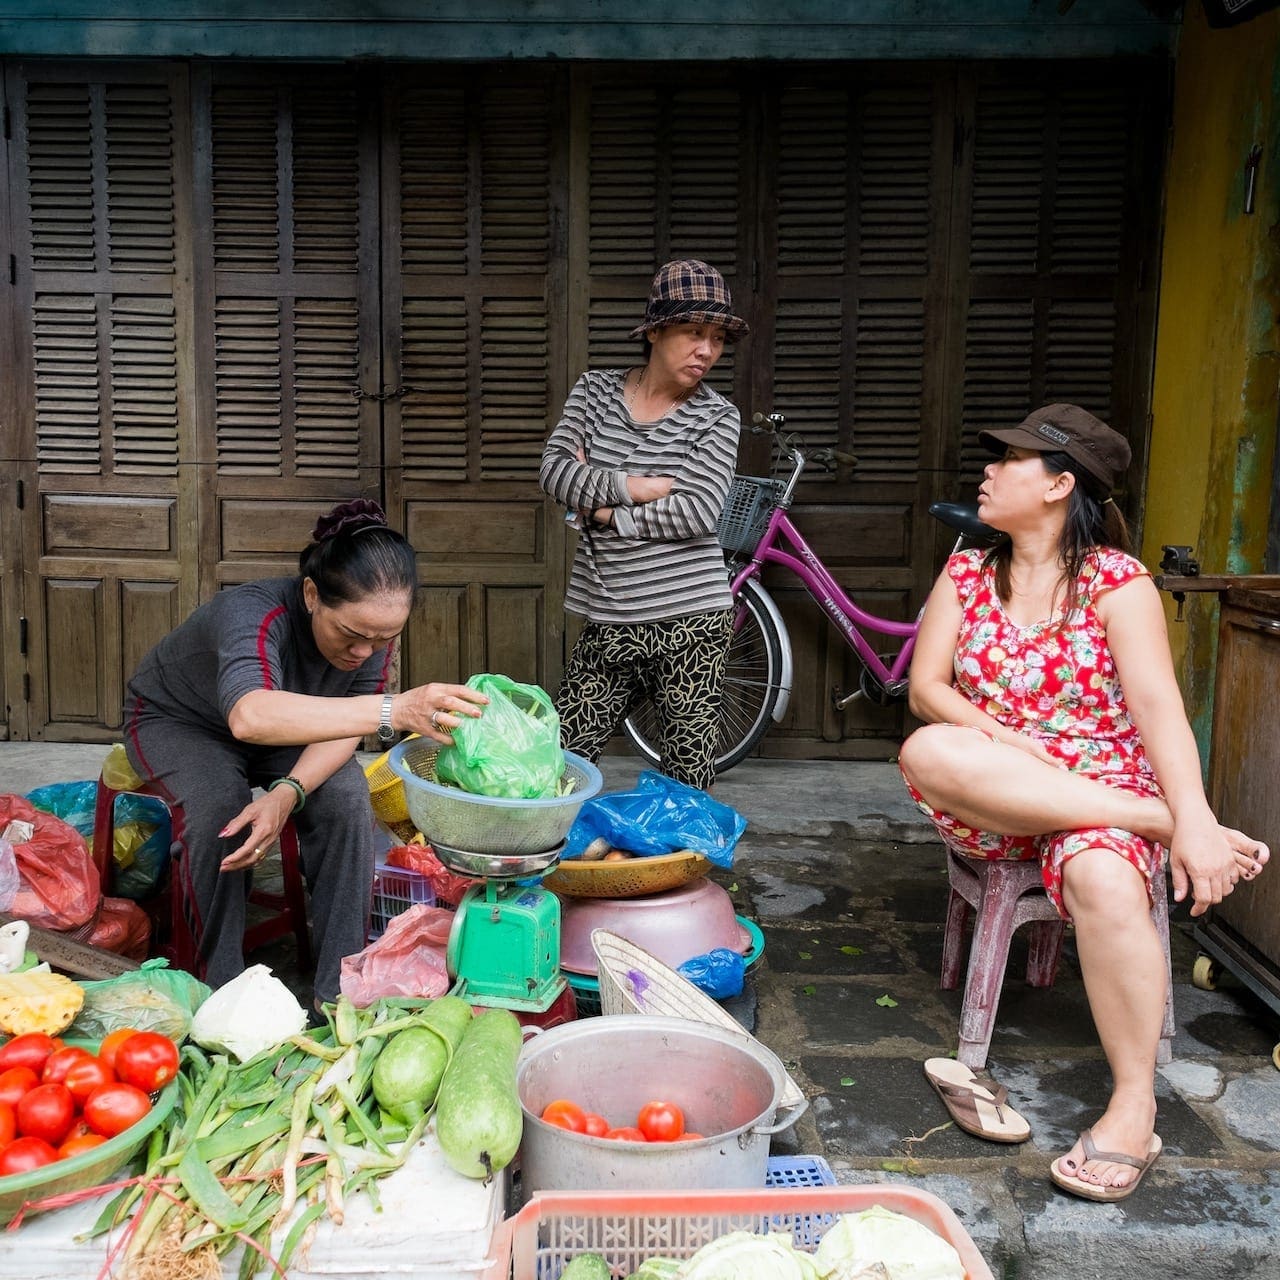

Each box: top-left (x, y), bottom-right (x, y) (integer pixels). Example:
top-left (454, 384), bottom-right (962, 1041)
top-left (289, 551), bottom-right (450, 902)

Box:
top-left (91, 773), bottom-right (313, 977)
top-left (941, 849), bottom-right (1174, 1069)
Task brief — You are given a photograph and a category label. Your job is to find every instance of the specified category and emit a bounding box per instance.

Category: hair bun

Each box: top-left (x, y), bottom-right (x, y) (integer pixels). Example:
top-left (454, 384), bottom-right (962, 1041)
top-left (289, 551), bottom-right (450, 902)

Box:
top-left (311, 498), bottom-right (388, 544)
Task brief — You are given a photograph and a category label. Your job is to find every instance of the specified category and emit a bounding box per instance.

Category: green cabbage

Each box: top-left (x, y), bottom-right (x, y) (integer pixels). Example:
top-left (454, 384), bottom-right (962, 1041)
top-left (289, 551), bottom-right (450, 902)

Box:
top-left (677, 1230), bottom-right (824, 1280)
top-left (813, 1206), bottom-right (964, 1280)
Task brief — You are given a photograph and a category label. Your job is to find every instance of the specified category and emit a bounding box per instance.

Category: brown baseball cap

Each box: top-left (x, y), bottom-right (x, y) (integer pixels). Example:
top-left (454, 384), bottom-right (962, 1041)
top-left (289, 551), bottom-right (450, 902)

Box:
top-left (977, 404), bottom-right (1130, 492)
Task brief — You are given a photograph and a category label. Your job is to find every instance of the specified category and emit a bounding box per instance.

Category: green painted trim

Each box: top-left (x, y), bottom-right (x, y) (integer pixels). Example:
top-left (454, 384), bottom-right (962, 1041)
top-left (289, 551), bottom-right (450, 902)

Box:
top-left (0, 2), bottom-right (1178, 61)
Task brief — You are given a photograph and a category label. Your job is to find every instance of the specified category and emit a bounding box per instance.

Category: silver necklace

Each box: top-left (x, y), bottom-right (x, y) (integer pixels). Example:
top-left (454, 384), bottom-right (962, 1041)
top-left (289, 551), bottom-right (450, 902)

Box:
top-left (627, 367), bottom-right (686, 422)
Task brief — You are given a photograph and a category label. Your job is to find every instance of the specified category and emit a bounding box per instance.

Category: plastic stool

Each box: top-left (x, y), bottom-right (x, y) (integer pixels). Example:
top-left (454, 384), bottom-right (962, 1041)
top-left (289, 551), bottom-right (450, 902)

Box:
top-left (91, 773), bottom-right (313, 977)
top-left (941, 849), bottom-right (1174, 1069)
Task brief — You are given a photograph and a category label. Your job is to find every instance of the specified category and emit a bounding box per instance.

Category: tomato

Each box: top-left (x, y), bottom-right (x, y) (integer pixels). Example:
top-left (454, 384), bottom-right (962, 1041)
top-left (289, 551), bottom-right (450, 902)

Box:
top-left (540, 1099), bottom-right (587, 1133)
top-left (636, 1100), bottom-right (685, 1143)
top-left (62, 1055), bottom-right (116, 1105)
top-left (0, 1102), bottom-right (15, 1149)
top-left (581, 1112), bottom-right (609, 1138)
top-left (82, 1082), bottom-right (151, 1138)
top-left (0, 1033), bottom-right (60, 1075)
top-left (41, 1045), bottom-right (93, 1085)
top-left (15, 1082), bottom-right (76, 1146)
top-left (113, 1032), bottom-right (180, 1094)
top-left (675, 1132), bottom-right (705, 1141)
top-left (603, 1126), bottom-right (647, 1142)
top-left (96, 1027), bottom-right (143, 1073)
top-left (0, 1066), bottom-right (39, 1108)
top-left (0, 1136), bottom-right (58, 1176)
top-left (57, 1131), bottom-right (108, 1159)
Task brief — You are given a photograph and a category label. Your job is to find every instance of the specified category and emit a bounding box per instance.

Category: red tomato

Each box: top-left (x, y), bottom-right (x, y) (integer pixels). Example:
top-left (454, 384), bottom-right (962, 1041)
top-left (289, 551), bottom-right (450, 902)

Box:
top-left (15, 1082), bottom-right (76, 1146)
top-left (96, 1027), bottom-right (143, 1073)
top-left (540, 1099), bottom-right (587, 1133)
top-left (62, 1055), bottom-right (116, 1105)
top-left (675, 1132), bottom-right (705, 1141)
top-left (0, 1067), bottom-right (39, 1109)
top-left (113, 1032), bottom-right (180, 1094)
top-left (0, 1102), bottom-right (15, 1149)
top-left (0, 1033), bottom-right (60, 1075)
top-left (57, 1131), bottom-right (108, 1160)
top-left (0, 1135), bottom-right (58, 1176)
top-left (41, 1045), bottom-right (93, 1085)
top-left (603, 1126), bottom-right (648, 1142)
top-left (581, 1112), bottom-right (609, 1138)
top-left (636, 1100), bottom-right (685, 1143)
top-left (82, 1083), bottom-right (151, 1138)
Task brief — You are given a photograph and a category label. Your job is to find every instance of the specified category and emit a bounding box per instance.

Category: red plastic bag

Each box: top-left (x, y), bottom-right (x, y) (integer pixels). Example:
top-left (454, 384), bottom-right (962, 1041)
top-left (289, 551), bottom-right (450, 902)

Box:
top-left (339, 904), bottom-right (453, 1008)
top-left (0, 794), bottom-right (101, 931)
top-left (385, 844), bottom-right (478, 907)
top-left (85, 897), bottom-right (151, 961)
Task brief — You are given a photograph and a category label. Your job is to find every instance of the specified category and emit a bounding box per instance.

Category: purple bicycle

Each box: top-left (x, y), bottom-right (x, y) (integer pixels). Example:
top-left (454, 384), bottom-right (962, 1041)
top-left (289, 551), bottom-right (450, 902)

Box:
top-left (624, 411), bottom-right (996, 774)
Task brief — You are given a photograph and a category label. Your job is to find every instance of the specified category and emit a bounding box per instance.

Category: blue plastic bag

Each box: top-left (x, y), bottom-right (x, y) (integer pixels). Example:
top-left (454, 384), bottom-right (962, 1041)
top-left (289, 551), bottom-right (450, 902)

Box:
top-left (563, 771), bottom-right (747, 869)
top-left (678, 948), bottom-right (746, 999)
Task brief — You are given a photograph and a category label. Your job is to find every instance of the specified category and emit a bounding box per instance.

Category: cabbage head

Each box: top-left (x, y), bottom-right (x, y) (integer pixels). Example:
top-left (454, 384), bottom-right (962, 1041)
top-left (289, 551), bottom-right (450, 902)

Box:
top-left (677, 1230), bottom-right (824, 1280)
top-left (813, 1206), bottom-right (964, 1280)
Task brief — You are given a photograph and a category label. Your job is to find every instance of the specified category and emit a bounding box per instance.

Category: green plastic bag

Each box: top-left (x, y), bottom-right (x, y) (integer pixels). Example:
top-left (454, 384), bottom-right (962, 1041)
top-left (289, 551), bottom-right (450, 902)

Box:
top-left (435, 674), bottom-right (565, 799)
top-left (69, 958), bottom-right (212, 1044)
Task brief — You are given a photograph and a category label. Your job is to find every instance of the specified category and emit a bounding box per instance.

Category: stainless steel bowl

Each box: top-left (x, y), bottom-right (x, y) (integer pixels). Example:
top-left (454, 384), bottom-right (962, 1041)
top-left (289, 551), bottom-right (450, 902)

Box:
top-left (430, 839), bottom-right (564, 880)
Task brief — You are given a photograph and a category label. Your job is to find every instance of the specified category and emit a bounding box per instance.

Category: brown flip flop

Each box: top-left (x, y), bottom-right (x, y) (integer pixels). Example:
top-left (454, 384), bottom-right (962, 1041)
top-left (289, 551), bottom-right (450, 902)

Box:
top-left (1050, 1129), bottom-right (1162, 1202)
top-left (922, 1057), bottom-right (1031, 1143)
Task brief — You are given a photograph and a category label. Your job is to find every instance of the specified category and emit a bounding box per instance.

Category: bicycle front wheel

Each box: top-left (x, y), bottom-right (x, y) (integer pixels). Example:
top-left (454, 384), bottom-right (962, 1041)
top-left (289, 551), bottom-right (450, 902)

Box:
top-left (622, 578), bottom-right (787, 776)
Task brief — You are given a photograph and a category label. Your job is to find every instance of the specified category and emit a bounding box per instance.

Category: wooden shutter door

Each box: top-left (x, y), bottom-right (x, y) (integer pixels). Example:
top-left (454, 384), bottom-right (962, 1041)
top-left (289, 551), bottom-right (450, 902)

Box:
top-left (8, 63), bottom-right (194, 741)
top-left (383, 68), bottom-right (567, 692)
top-left (194, 66), bottom-right (381, 591)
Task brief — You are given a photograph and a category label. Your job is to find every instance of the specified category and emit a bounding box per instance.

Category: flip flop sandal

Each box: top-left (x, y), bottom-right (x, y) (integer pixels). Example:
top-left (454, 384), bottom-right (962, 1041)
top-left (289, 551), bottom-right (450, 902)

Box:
top-left (922, 1057), bottom-right (1031, 1144)
top-left (1050, 1129), bottom-right (1163, 1202)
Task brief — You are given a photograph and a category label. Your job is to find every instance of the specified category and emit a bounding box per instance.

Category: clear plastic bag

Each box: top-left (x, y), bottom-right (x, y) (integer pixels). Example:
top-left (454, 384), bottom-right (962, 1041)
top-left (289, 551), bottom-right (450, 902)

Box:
top-left (70, 958), bottom-right (211, 1042)
top-left (434, 673), bottom-right (565, 799)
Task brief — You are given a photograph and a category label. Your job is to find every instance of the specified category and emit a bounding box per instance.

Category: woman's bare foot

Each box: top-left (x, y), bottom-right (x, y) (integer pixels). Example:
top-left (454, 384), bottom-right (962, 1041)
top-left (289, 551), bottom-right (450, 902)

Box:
top-left (1222, 828), bottom-right (1269, 880)
top-left (1056, 1098), bottom-right (1157, 1191)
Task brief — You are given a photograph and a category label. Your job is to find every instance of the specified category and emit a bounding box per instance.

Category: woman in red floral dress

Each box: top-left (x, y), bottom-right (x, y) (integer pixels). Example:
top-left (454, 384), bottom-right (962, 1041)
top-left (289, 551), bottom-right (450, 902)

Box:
top-left (900, 404), bottom-right (1269, 1201)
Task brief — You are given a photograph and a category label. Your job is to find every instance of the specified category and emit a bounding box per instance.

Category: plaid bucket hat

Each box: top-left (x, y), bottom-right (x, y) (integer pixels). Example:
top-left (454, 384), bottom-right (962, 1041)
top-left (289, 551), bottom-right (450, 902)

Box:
top-left (629, 259), bottom-right (750, 339)
top-left (978, 403), bottom-right (1130, 492)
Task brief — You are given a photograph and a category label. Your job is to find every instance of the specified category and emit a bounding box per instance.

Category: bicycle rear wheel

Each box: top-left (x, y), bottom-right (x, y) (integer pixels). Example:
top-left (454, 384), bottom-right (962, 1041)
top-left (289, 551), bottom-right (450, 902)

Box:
top-left (623, 578), bottom-right (786, 776)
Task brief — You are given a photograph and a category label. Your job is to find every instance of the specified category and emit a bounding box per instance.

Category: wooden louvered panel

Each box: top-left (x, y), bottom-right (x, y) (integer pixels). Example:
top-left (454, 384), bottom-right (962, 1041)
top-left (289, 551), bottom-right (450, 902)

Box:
top-left (589, 87), bottom-right (659, 274)
top-left (1051, 89), bottom-right (1126, 274)
top-left (25, 83), bottom-right (95, 272)
top-left (32, 294), bottom-right (101, 474)
top-left (777, 89), bottom-right (847, 275)
top-left (1044, 299), bottom-right (1116, 418)
top-left (400, 87), bottom-right (468, 272)
top-left (294, 299), bottom-right (360, 475)
top-left (970, 88), bottom-right (1045, 274)
top-left (669, 89), bottom-right (740, 271)
top-left (772, 299), bottom-right (842, 449)
top-left (214, 298), bottom-right (283, 474)
top-left (401, 298), bottom-right (468, 482)
top-left (959, 299), bottom-right (1035, 480)
top-left (293, 85), bottom-right (360, 273)
top-left (104, 85), bottom-right (175, 273)
top-left (211, 85), bottom-right (280, 272)
top-left (860, 89), bottom-right (933, 277)
top-left (851, 299), bottom-right (924, 480)
top-left (110, 295), bottom-right (177, 474)
top-left (480, 88), bottom-right (551, 273)
top-left (480, 298), bottom-right (549, 480)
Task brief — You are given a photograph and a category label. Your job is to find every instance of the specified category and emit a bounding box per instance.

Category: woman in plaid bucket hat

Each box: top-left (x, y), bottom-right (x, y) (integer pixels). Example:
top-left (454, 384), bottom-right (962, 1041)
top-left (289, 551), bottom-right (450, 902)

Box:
top-left (539, 260), bottom-right (749, 789)
top-left (899, 404), bottom-right (1269, 1201)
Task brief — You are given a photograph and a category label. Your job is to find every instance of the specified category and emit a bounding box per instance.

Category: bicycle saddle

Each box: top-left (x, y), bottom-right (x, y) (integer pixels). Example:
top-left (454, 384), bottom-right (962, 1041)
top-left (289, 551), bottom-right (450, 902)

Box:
top-left (928, 501), bottom-right (1005, 546)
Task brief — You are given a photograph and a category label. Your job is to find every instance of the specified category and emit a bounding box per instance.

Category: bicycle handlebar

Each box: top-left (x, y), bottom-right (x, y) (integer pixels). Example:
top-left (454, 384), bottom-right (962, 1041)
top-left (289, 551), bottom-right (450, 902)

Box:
top-left (749, 412), bottom-right (859, 492)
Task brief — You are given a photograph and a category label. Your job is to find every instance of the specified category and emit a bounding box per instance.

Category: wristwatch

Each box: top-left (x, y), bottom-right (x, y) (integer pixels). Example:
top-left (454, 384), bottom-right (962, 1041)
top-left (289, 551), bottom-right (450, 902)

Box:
top-left (376, 693), bottom-right (396, 747)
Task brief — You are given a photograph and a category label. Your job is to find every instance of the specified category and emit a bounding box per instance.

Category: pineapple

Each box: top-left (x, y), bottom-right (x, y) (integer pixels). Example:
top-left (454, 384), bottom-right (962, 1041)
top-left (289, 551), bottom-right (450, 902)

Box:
top-left (0, 969), bottom-right (85, 1036)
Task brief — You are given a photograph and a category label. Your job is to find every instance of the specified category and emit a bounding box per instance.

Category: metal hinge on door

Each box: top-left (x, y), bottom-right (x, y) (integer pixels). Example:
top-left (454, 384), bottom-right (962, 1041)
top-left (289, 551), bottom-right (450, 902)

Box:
top-left (18, 617), bottom-right (27, 657)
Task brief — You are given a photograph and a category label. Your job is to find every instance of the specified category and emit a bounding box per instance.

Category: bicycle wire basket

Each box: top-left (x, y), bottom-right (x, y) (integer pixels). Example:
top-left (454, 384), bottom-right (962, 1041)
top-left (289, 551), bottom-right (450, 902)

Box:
top-left (717, 474), bottom-right (784, 555)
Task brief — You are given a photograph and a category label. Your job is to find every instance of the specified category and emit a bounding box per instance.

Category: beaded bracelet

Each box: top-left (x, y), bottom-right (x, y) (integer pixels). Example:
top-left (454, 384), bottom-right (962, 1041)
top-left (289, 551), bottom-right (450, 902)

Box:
top-left (268, 775), bottom-right (307, 812)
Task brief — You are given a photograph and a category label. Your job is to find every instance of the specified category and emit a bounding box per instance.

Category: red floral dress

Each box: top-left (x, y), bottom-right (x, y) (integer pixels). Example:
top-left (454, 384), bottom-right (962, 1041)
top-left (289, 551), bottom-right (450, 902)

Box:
top-left (903, 547), bottom-right (1164, 918)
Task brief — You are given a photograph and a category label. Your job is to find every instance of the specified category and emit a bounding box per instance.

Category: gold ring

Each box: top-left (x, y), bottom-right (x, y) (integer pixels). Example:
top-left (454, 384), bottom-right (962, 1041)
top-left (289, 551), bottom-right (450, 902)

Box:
top-left (254, 847), bottom-right (263, 856)
top-left (431, 710), bottom-right (444, 730)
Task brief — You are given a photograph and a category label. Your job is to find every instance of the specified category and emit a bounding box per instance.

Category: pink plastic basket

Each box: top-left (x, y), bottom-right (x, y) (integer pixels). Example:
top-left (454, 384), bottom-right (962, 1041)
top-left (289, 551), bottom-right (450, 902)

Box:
top-left (486, 1185), bottom-right (994, 1279)
top-left (368, 860), bottom-right (436, 940)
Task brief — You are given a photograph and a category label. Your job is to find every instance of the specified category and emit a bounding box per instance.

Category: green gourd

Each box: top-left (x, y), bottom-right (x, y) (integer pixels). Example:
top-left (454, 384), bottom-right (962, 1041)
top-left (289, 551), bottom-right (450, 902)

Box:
top-left (433, 1007), bottom-right (524, 1179)
top-left (371, 994), bottom-right (473, 1125)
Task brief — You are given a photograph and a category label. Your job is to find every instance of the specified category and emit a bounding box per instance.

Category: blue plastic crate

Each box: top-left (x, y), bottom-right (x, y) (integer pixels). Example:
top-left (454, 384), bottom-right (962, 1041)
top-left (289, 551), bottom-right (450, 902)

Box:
top-left (765, 1155), bottom-right (837, 1188)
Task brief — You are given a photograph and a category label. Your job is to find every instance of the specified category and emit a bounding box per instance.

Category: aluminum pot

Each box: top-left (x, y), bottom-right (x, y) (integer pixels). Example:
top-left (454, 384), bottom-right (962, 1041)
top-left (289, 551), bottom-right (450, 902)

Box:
top-left (515, 1015), bottom-right (808, 1198)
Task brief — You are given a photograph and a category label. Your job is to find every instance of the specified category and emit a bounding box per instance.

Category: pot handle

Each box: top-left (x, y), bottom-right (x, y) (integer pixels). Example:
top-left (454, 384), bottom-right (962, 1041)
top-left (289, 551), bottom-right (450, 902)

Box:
top-left (747, 1096), bottom-right (809, 1140)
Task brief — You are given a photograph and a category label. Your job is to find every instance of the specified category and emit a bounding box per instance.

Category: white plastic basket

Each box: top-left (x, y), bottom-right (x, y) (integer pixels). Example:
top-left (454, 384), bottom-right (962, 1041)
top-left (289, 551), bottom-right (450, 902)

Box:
top-left (591, 928), bottom-right (806, 1111)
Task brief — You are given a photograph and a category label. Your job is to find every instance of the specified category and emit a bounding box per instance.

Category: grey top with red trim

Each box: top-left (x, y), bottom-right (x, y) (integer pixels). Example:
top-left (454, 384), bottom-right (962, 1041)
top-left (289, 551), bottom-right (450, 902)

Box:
top-left (124, 577), bottom-right (390, 737)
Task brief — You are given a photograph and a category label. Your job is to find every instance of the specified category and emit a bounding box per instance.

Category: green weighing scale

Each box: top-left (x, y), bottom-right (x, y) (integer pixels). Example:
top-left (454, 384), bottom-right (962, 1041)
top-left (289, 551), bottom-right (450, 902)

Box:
top-left (436, 839), bottom-right (567, 1013)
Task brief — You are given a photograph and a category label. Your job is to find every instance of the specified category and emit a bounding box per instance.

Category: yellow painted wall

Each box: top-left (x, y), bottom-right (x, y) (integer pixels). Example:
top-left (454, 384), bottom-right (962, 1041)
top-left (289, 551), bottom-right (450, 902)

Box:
top-left (1145, 0), bottom-right (1280, 751)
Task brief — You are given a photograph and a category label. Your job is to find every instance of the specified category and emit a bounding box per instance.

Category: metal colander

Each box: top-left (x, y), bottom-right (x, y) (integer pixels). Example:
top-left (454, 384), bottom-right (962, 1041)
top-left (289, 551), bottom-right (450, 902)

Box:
top-left (387, 738), bottom-right (603, 856)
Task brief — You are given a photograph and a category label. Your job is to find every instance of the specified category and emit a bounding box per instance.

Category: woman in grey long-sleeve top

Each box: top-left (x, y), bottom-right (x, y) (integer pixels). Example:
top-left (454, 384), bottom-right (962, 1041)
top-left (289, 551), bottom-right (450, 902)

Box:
top-left (539, 259), bottom-right (748, 790)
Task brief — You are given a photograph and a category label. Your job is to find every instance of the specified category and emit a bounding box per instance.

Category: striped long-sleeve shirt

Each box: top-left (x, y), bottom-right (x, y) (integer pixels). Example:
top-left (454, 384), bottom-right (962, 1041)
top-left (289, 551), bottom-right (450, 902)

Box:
top-left (540, 369), bottom-right (740, 624)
